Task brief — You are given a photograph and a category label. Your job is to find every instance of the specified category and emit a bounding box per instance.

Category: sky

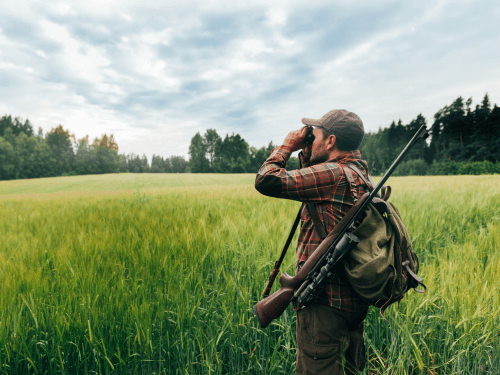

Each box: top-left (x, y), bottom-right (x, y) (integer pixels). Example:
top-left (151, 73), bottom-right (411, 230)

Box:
top-left (1, 0), bottom-right (499, 159)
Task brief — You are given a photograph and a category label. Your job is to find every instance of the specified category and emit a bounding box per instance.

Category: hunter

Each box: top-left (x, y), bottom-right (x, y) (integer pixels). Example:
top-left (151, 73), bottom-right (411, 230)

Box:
top-left (255, 109), bottom-right (371, 375)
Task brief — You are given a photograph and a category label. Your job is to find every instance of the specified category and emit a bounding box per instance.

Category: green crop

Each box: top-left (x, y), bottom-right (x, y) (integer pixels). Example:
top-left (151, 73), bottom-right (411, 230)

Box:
top-left (0, 174), bottom-right (499, 374)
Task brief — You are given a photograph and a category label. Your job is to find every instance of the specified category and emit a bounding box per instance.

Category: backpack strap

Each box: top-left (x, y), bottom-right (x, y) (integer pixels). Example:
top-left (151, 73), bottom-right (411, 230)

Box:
top-left (402, 260), bottom-right (427, 293)
top-left (346, 163), bottom-right (374, 191)
top-left (345, 163), bottom-right (385, 199)
top-left (307, 203), bottom-right (327, 239)
top-left (341, 165), bottom-right (359, 201)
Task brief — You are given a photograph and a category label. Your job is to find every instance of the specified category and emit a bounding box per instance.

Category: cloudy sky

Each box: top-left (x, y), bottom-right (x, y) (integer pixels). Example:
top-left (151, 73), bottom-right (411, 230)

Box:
top-left (1, 0), bottom-right (499, 159)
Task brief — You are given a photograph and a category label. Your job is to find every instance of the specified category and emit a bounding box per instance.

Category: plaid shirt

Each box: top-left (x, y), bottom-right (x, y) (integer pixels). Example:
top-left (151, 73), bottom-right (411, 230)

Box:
top-left (255, 145), bottom-right (371, 312)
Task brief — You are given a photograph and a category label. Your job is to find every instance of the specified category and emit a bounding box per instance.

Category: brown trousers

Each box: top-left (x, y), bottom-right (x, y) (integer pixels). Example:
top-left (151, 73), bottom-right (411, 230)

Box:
top-left (296, 303), bottom-right (368, 375)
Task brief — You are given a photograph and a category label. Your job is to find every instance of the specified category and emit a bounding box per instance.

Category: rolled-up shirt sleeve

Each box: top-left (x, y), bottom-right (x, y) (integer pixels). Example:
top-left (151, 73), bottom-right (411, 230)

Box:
top-left (255, 145), bottom-right (342, 203)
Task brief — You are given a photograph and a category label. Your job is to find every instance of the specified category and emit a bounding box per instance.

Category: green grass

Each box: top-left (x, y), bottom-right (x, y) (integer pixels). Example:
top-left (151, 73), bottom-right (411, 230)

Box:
top-left (0, 173), bottom-right (255, 195)
top-left (0, 174), bottom-right (499, 374)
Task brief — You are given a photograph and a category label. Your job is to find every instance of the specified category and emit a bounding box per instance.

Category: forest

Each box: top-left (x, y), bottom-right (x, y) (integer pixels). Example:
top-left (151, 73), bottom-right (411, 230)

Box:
top-left (0, 119), bottom-right (189, 180)
top-left (0, 93), bottom-right (499, 180)
top-left (360, 94), bottom-right (500, 176)
top-left (187, 93), bottom-right (500, 175)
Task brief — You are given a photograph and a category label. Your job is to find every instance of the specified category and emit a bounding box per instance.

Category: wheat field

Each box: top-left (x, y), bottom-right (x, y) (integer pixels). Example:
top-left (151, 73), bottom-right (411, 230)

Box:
top-left (0, 173), bottom-right (499, 374)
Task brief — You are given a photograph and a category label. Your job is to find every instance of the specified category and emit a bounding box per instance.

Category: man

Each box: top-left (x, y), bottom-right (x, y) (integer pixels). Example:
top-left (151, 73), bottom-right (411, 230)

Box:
top-left (255, 109), bottom-right (371, 375)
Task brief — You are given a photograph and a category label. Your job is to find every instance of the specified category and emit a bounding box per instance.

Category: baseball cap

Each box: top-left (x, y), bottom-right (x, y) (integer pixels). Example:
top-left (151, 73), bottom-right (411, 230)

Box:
top-left (302, 109), bottom-right (364, 151)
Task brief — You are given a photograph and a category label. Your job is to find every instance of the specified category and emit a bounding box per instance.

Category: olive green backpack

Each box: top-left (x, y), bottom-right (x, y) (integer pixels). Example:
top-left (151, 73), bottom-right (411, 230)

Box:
top-left (340, 164), bottom-right (426, 317)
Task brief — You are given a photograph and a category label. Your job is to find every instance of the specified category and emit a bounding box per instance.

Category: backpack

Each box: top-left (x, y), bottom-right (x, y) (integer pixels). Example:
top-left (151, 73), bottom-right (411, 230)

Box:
top-left (340, 164), bottom-right (426, 317)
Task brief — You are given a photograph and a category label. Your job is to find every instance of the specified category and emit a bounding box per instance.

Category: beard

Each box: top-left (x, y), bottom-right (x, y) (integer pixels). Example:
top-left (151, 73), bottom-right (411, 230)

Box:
top-left (309, 147), bottom-right (329, 165)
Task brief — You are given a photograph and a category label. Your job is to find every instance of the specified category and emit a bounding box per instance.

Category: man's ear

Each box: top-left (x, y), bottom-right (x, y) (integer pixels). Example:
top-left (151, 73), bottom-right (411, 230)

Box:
top-left (325, 134), bottom-right (337, 151)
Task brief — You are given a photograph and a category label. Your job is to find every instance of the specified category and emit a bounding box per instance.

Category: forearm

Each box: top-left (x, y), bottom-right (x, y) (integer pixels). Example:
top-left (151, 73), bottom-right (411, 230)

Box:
top-left (255, 145), bottom-right (292, 198)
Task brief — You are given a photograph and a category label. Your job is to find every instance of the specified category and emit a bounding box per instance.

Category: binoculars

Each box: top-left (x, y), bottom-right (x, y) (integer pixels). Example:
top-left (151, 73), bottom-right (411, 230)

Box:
top-left (303, 126), bottom-right (315, 145)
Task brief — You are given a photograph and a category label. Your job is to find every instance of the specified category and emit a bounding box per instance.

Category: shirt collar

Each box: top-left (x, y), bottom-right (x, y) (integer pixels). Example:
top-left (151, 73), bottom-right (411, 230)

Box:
top-left (327, 150), bottom-right (362, 164)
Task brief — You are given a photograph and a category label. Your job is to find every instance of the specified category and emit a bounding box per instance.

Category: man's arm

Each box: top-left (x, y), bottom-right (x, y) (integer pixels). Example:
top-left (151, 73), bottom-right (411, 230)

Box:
top-left (255, 145), bottom-right (341, 202)
top-left (255, 145), bottom-right (293, 197)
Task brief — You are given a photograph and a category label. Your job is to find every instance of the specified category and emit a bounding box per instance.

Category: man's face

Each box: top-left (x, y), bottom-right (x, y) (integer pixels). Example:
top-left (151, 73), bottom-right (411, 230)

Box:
top-left (303, 127), bottom-right (330, 166)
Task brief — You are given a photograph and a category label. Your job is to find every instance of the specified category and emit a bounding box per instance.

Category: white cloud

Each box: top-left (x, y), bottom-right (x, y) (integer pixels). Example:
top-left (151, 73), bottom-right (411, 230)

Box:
top-left (266, 9), bottom-right (287, 26)
top-left (138, 29), bottom-right (173, 46)
top-left (40, 21), bottom-right (111, 83)
top-left (120, 13), bottom-right (133, 22)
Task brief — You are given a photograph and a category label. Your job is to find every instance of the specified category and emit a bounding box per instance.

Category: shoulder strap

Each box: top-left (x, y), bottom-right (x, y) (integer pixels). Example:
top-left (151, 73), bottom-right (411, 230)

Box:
top-left (344, 163), bottom-right (383, 199)
top-left (307, 203), bottom-right (327, 239)
top-left (346, 163), bottom-right (374, 191)
top-left (340, 165), bottom-right (359, 201)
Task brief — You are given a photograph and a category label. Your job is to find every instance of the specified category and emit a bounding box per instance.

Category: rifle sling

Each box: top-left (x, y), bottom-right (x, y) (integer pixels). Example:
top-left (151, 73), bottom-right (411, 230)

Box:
top-left (307, 203), bottom-right (327, 239)
top-left (262, 205), bottom-right (303, 298)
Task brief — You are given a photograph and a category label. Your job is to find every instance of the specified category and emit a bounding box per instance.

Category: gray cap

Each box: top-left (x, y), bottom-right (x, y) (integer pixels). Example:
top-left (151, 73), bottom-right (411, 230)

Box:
top-left (302, 109), bottom-right (364, 150)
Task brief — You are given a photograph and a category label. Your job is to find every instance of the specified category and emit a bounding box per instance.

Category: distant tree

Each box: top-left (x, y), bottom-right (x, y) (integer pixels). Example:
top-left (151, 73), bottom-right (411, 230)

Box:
top-left (0, 115), bottom-right (34, 137)
top-left (212, 133), bottom-right (250, 173)
top-left (169, 156), bottom-right (189, 173)
top-left (123, 154), bottom-right (150, 173)
top-left (119, 154), bottom-right (129, 172)
top-left (93, 146), bottom-right (120, 174)
top-left (151, 155), bottom-right (166, 173)
top-left (92, 134), bottom-right (119, 152)
top-left (13, 132), bottom-right (52, 179)
top-left (0, 136), bottom-right (16, 180)
top-left (487, 104), bottom-right (500, 161)
top-left (74, 136), bottom-right (93, 175)
top-left (359, 127), bottom-right (391, 175)
top-left (248, 142), bottom-right (276, 173)
top-left (45, 125), bottom-right (75, 176)
top-left (189, 132), bottom-right (210, 173)
top-left (204, 129), bottom-right (222, 170)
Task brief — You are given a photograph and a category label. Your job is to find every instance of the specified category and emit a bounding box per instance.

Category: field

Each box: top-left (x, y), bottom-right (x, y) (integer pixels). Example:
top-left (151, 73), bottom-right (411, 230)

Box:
top-left (0, 173), bottom-right (499, 374)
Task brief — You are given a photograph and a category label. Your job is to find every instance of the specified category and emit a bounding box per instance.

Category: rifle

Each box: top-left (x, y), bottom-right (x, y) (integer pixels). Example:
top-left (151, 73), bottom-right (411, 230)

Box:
top-left (253, 125), bottom-right (429, 329)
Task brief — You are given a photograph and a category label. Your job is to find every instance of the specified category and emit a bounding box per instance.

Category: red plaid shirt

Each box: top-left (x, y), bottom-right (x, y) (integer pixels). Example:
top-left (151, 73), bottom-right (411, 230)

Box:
top-left (255, 145), bottom-right (371, 312)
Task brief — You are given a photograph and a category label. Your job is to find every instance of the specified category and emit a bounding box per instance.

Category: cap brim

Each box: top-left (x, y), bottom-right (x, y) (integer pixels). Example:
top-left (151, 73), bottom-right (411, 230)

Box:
top-left (302, 118), bottom-right (321, 126)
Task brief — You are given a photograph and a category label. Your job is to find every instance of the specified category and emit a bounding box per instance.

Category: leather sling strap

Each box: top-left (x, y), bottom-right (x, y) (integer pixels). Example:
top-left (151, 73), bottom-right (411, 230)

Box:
top-left (345, 163), bottom-right (374, 191)
top-left (307, 203), bottom-right (327, 239)
top-left (341, 165), bottom-right (359, 201)
top-left (262, 204), bottom-right (303, 298)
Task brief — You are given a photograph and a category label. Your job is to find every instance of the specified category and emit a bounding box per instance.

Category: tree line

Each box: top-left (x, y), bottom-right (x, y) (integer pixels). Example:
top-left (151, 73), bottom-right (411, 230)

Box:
top-left (359, 93), bottom-right (500, 176)
top-left (0, 116), bottom-right (189, 180)
top-left (188, 130), bottom-right (299, 173)
top-left (187, 93), bottom-right (499, 176)
top-left (0, 93), bottom-right (498, 181)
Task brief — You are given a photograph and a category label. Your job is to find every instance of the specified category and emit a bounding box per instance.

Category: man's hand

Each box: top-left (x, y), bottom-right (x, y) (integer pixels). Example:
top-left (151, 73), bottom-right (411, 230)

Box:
top-left (283, 127), bottom-right (308, 152)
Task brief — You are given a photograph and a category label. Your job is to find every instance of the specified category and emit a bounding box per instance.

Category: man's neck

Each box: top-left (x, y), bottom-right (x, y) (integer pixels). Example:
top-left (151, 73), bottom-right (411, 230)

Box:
top-left (328, 148), bottom-right (344, 161)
